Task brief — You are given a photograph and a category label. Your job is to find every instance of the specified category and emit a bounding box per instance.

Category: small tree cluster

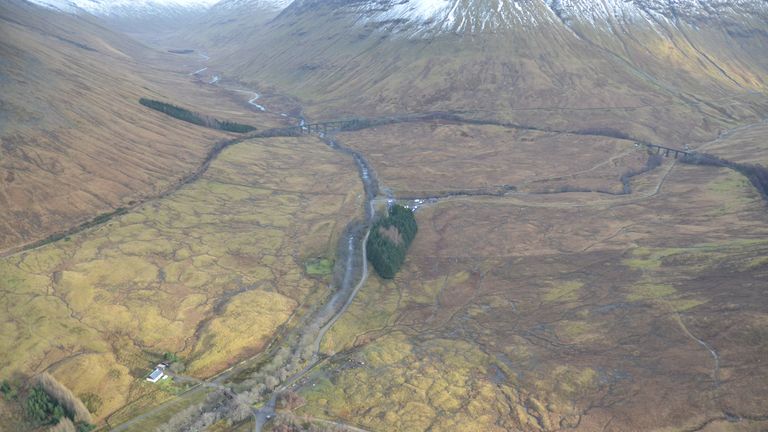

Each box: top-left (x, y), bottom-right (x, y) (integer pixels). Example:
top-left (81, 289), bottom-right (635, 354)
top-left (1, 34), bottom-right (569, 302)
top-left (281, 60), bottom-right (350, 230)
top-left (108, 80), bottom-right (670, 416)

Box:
top-left (276, 391), bottom-right (305, 410)
top-left (140, 98), bottom-right (207, 126)
top-left (1, 380), bottom-right (17, 400)
top-left (26, 385), bottom-right (66, 424)
top-left (158, 390), bottom-right (253, 432)
top-left (139, 98), bottom-right (255, 133)
top-left (25, 374), bottom-right (95, 431)
top-left (366, 205), bottom-right (418, 279)
top-left (620, 153), bottom-right (663, 194)
top-left (35, 373), bottom-right (91, 423)
top-left (158, 390), bottom-right (227, 432)
top-left (338, 118), bottom-right (375, 132)
top-left (217, 121), bottom-right (256, 133)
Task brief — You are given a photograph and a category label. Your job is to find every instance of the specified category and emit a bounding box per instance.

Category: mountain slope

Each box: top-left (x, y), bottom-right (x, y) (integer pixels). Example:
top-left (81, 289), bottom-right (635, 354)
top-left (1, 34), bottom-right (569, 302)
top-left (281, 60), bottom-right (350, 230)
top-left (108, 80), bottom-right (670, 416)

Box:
top-left (208, 0), bottom-right (768, 145)
top-left (26, 0), bottom-right (223, 33)
top-left (158, 0), bottom-right (293, 49)
top-left (321, 0), bottom-right (768, 36)
top-left (0, 0), bottom-right (233, 252)
top-left (26, 0), bottom-right (220, 16)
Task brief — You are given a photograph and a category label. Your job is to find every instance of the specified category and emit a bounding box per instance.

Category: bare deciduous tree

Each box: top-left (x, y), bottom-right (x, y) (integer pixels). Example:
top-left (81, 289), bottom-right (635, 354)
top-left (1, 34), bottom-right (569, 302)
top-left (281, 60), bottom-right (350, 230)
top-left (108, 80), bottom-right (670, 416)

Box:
top-left (231, 393), bottom-right (254, 422)
top-left (49, 417), bottom-right (76, 432)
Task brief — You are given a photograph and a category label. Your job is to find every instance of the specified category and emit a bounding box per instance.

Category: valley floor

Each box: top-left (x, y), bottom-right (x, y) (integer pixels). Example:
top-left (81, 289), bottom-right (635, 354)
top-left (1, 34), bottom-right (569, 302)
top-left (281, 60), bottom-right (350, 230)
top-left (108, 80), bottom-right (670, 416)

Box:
top-left (2, 43), bottom-right (768, 432)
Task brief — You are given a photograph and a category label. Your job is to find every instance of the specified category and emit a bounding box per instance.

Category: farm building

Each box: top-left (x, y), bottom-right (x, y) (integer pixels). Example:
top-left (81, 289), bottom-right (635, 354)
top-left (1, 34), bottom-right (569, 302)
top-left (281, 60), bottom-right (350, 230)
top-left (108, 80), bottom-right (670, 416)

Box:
top-left (146, 365), bottom-right (167, 383)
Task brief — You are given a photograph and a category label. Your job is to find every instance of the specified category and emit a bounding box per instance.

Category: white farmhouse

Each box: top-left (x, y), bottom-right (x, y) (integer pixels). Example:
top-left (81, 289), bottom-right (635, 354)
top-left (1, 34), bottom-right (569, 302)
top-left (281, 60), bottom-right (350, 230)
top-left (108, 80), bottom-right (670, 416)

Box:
top-left (146, 364), bottom-right (167, 383)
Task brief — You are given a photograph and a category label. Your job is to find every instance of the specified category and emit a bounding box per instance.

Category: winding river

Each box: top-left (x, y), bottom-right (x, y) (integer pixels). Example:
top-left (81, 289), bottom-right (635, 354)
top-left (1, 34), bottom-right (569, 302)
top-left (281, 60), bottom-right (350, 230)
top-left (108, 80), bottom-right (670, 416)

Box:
top-left (113, 49), bottom-right (768, 432)
top-left (251, 135), bottom-right (380, 432)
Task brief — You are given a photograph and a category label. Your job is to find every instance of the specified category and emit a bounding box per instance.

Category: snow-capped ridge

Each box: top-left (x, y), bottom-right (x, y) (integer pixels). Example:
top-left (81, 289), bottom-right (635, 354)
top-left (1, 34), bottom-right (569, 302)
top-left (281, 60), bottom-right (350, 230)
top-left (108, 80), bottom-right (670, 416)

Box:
top-left (289, 0), bottom-right (767, 37)
top-left (27, 0), bottom-right (221, 16)
top-left (214, 0), bottom-right (293, 11)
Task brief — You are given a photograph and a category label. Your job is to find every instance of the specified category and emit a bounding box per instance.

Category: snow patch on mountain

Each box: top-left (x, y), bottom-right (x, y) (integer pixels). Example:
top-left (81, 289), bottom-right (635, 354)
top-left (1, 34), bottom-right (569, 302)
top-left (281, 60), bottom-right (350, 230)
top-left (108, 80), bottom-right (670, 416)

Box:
top-left (214, 0), bottom-right (293, 11)
top-left (27, 0), bottom-right (221, 16)
top-left (339, 0), bottom-right (768, 36)
top-left (30, 0), bottom-right (768, 32)
top-left (353, 0), bottom-right (554, 34)
top-left (378, 0), bottom-right (452, 22)
top-left (24, 0), bottom-right (79, 12)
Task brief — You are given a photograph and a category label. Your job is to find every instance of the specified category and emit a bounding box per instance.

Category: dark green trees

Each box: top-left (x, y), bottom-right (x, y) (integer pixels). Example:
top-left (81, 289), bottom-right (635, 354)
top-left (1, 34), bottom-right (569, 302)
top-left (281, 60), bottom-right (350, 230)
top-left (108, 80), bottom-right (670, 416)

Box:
top-left (24, 374), bottom-right (94, 430)
top-left (216, 121), bottom-right (256, 133)
top-left (139, 98), bottom-right (256, 133)
top-left (139, 98), bottom-right (205, 126)
top-left (0, 380), bottom-right (17, 400)
top-left (26, 386), bottom-right (65, 424)
top-left (366, 205), bottom-right (417, 279)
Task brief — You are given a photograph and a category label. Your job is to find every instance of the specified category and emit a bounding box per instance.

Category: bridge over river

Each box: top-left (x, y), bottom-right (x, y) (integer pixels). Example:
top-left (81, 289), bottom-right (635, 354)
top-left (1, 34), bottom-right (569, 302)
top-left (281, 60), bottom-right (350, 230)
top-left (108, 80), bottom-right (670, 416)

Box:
top-left (280, 118), bottom-right (696, 161)
top-left (639, 142), bottom-right (692, 159)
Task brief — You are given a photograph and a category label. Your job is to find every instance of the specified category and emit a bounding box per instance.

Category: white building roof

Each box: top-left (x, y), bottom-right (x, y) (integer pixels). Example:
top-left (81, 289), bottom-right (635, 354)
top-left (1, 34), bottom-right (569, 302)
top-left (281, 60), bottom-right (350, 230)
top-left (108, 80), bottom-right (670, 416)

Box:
top-left (147, 368), bottom-right (165, 382)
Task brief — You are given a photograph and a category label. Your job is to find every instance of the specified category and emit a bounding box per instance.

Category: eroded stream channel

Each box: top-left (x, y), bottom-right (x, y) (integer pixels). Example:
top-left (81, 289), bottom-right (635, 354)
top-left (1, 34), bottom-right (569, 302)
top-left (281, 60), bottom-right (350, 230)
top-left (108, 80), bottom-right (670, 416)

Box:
top-left (251, 135), bottom-right (380, 431)
top-left (111, 55), bottom-right (383, 431)
top-left (110, 51), bottom-right (768, 432)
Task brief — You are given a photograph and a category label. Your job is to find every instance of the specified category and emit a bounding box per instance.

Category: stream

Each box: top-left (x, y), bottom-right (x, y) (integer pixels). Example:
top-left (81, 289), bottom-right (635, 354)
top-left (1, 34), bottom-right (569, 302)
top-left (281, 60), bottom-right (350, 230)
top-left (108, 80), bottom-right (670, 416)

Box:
top-left (126, 50), bottom-right (763, 432)
top-left (676, 313), bottom-right (721, 389)
top-left (113, 51), bottom-right (383, 432)
top-left (251, 136), bottom-right (379, 431)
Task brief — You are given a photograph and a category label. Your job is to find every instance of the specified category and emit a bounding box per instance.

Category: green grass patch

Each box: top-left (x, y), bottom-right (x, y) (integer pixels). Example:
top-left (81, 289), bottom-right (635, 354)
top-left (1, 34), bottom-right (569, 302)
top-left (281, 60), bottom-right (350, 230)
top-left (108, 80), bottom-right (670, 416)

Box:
top-left (708, 170), bottom-right (751, 193)
top-left (668, 298), bottom-right (706, 312)
top-left (305, 257), bottom-right (334, 276)
top-left (154, 377), bottom-right (185, 396)
top-left (627, 283), bottom-right (676, 301)
top-left (543, 281), bottom-right (583, 303)
top-left (745, 256), bottom-right (768, 269)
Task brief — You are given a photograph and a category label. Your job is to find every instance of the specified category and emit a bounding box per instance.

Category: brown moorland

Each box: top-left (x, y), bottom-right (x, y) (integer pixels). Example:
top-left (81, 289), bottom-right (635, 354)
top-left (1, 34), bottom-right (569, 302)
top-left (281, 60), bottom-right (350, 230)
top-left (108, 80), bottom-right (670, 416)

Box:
top-left (0, 135), bottom-right (362, 428)
top-left (189, 0), bottom-right (768, 150)
top-left (0, 0), bottom-right (289, 253)
top-left (290, 121), bottom-right (768, 431)
top-left (337, 122), bottom-right (649, 197)
top-left (2, 1), bottom-right (768, 430)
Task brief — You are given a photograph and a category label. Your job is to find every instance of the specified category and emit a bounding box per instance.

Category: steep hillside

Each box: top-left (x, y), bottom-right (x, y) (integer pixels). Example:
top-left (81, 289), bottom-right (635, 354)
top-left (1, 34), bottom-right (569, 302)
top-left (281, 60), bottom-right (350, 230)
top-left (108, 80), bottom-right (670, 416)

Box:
top-left (157, 0), bottom-right (293, 49)
top-left (0, 0), bottom-right (238, 252)
top-left (27, 0), bottom-right (219, 15)
top-left (206, 0), bottom-right (768, 145)
top-left (26, 0), bottom-right (220, 32)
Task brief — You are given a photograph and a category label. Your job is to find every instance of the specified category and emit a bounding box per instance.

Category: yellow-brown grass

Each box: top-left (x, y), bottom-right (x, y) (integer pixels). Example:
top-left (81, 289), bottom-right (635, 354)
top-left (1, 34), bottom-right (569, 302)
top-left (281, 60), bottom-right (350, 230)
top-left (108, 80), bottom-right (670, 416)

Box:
top-left (338, 122), bottom-right (644, 197)
top-left (49, 417), bottom-right (76, 432)
top-left (301, 149), bottom-right (768, 431)
top-left (0, 1), bottom-right (290, 253)
top-left (0, 136), bottom-right (362, 426)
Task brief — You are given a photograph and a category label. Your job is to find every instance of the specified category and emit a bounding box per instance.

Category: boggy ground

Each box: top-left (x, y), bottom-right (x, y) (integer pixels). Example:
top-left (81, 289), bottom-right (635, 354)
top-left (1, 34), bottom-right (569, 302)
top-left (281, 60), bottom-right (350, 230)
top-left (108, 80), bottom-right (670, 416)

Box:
top-left (337, 122), bottom-right (648, 197)
top-left (0, 136), bottom-right (362, 427)
top-left (293, 128), bottom-right (768, 431)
